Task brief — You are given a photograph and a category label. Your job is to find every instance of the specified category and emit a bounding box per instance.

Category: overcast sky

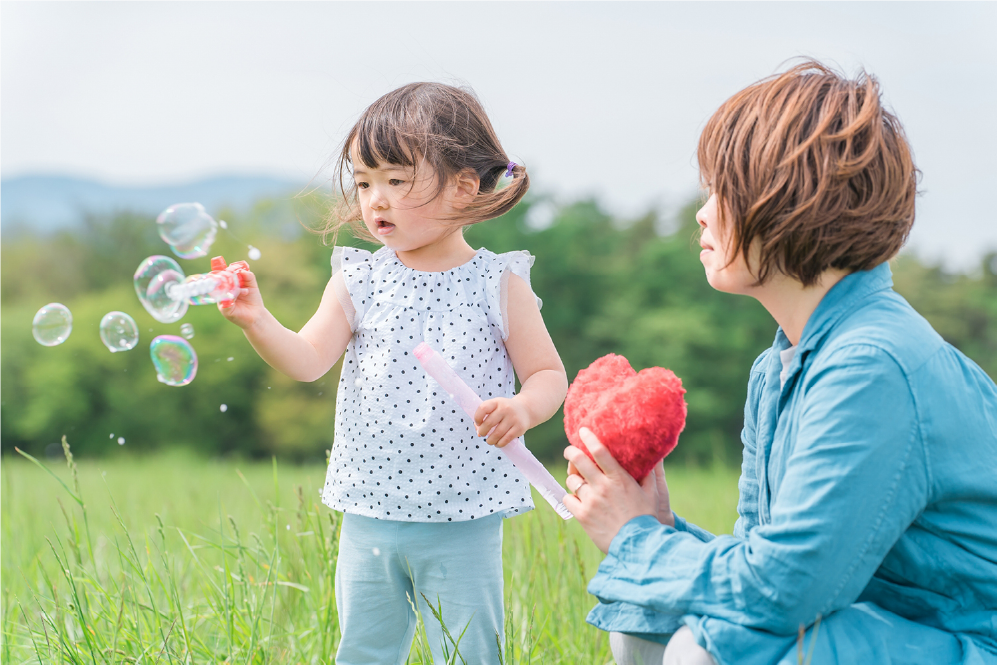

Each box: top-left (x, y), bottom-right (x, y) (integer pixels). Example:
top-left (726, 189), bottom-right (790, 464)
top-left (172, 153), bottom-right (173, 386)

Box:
top-left (2, 2), bottom-right (995, 271)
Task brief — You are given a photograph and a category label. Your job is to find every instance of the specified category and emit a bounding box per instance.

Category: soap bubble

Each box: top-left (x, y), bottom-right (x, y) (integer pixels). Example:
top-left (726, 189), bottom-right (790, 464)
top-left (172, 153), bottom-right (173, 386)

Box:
top-left (134, 256), bottom-right (188, 323)
top-left (219, 404), bottom-right (228, 412)
top-left (117, 437), bottom-right (126, 445)
top-left (247, 245), bottom-right (262, 261)
top-left (227, 357), bottom-right (234, 362)
top-left (180, 323), bottom-right (195, 339)
top-left (157, 202), bottom-right (217, 259)
top-left (219, 220), bottom-right (228, 229)
top-left (32, 303), bottom-right (73, 346)
top-left (149, 335), bottom-right (198, 386)
top-left (99, 311), bottom-right (139, 352)
top-left (110, 433), bottom-right (114, 439)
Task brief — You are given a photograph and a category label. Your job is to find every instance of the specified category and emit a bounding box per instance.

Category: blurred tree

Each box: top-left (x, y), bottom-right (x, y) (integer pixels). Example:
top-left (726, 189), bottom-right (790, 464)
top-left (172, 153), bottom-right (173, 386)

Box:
top-left (2, 194), bottom-right (994, 466)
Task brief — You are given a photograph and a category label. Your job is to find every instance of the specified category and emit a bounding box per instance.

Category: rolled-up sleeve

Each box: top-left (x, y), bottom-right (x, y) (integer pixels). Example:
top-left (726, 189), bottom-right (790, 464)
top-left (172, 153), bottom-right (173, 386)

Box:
top-left (588, 344), bottom-right (930, 635)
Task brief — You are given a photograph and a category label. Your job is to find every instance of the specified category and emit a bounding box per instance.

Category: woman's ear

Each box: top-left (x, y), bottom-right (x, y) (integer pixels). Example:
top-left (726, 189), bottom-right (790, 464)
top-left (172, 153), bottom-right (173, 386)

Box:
top-left (449, 169), bottom-right (480, 210)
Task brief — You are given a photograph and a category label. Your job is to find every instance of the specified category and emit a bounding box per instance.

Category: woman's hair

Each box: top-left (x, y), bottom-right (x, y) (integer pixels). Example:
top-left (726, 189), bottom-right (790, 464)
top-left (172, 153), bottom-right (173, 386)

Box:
top-left (322, 82), bottom-right (529, 244)
top-left (697, 59), bottom-right (919, 286)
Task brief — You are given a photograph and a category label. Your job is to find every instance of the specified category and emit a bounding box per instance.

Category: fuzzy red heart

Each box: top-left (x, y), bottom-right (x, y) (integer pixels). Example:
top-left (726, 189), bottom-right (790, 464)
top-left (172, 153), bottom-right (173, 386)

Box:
top-left (564, 354), bottom-right (687, 480)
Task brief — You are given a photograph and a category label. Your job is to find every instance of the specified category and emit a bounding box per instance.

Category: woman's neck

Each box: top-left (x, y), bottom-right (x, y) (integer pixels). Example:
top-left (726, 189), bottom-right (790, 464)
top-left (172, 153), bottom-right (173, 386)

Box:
top-left (751, 269), bottom-right (848, 346)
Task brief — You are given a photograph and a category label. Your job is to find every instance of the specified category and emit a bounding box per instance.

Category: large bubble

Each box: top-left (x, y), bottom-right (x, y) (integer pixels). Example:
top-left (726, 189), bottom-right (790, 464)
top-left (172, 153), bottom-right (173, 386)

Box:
top-left (32, 303), bottom-right (73, 346)
top-left (99, 311), bottom-right (139, 352)
top-left (157, 202), bottom-right (218, 259)
top-left (134, 255), bottom-right (189, 323)
top-left (149, 335), bottom-right (198, 386)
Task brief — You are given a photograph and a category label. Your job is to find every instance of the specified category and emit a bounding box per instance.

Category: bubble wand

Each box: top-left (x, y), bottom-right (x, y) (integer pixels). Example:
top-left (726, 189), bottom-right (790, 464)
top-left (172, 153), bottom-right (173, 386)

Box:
top-left (134, 255), bottom-right (250, 323)
top-left (413, 342), bottom-right (572, 520)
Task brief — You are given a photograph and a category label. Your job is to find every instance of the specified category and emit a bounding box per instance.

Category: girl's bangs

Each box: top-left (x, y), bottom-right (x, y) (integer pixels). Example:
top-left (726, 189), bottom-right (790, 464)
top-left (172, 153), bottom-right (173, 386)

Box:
top-left (353, 116), bottom-right (420, 171)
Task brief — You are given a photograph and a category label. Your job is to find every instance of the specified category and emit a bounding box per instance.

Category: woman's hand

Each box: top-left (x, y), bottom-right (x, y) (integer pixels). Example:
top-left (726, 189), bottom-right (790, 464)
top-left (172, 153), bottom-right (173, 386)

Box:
top-left (475, 397), bottom-right (531, 448)
top-left (218, 271), bottom-right (267, 330)
top-left (564, 427), bottom-right (674, 554)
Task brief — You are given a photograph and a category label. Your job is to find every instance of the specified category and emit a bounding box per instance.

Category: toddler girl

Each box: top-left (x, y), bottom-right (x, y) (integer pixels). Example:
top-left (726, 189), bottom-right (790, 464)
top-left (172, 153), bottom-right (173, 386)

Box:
top-left (221, 83), bottom-right (568, 664)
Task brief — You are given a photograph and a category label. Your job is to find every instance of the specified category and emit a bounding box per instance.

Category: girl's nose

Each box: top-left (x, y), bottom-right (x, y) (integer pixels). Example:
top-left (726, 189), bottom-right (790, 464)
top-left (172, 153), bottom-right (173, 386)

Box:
top-left (368, 187), bottom-right (389, 210)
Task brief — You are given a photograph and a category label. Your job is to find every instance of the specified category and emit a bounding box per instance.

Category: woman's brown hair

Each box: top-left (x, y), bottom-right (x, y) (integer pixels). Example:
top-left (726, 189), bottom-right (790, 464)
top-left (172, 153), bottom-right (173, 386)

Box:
top-left (322, 82), bottom-right (529, 244)
top-left (697, 59), bottom-right (919, 286)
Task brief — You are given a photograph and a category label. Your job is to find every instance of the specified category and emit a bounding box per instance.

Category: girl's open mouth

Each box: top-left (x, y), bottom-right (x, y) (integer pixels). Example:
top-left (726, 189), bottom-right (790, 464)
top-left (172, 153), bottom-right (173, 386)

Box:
top-left (376, 220), bottom-right (395, 235)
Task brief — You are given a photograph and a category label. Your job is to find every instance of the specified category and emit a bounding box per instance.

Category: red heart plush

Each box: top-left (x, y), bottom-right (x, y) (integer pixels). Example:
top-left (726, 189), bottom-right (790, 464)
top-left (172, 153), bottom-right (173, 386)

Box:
top-left (564, 354), bottom-right (687, 480)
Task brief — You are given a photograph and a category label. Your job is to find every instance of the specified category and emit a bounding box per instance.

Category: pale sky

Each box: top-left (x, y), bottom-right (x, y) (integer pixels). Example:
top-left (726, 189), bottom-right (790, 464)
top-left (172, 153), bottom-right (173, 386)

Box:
top-left (2, 1), bottom-right (995, 270)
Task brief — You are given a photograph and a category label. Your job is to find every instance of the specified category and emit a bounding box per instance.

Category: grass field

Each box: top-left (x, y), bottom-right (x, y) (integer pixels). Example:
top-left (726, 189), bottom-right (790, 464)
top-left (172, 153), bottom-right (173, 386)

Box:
top-left (1, 441), bottom-right (740, 664)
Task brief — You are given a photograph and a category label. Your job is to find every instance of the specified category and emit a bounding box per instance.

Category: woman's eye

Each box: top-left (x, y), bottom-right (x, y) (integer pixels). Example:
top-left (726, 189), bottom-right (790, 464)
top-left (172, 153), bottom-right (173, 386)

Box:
top-left (389, 178), bottom-right (404, 186)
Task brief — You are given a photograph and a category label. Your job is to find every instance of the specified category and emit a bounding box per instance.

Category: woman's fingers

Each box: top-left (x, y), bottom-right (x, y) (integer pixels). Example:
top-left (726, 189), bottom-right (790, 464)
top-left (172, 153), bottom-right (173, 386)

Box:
top-left (563, 444), bottom-right (604, 485)
top-left (579, 427), bottom-right (627, 479)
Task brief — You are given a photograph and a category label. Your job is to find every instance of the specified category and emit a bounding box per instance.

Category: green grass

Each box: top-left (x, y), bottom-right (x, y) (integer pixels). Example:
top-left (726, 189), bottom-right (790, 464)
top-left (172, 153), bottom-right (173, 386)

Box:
top-left (1, 441), bottom-right (739, 664)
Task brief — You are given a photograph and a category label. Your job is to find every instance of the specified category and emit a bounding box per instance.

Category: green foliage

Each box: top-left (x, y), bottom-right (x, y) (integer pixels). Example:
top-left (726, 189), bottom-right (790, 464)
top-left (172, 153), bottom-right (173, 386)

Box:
top-left (2, 194), bottom-right (995, 464)
top-left (0, 443), bottom-right (741, 663)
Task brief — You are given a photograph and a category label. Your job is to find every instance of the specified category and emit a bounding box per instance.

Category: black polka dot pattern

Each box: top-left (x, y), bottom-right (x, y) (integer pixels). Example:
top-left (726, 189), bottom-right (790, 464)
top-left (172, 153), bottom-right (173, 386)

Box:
top-left (320, 246), bottom-right (539, 522)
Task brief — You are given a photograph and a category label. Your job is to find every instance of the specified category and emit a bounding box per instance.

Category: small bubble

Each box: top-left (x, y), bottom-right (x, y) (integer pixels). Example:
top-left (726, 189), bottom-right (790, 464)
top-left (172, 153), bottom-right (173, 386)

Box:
top-left (32, 303), bottom-right (73, 346)
top-left (219, 220), bottom-right (228, 229)
top-left (372, 547), bottom-right (381, 557)
top-left (286, 524), bottom-right (290, 530)
top-left (110, 433), bottom-right (114, 439)
top-left (99, 311), bottom-right (139, 352)
top-left (117, 437), bottom-right (125, 445)
top-left (220, 404), bottom-right (228, 412)
top-left (247, 245), bottom-right (262, 261)
top-left (180, 323), bottom-right (195, 340)
top-left (317, 392), bottom-right (323, 396)
top-left (227, 357), bottom-right (234, 362)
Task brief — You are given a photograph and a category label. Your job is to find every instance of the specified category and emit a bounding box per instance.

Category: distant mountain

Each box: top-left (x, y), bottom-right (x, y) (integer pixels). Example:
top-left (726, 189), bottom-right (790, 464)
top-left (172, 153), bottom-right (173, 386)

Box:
top-left (0, 174), bottom-right (305, 233)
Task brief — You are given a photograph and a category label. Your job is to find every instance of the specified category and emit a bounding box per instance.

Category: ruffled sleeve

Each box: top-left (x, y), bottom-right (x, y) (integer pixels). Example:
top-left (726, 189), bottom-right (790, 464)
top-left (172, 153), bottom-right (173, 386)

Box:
top-left (331, 246), bottom-right (374, 332)
top-left (484, 250), bottom-right (543, 340)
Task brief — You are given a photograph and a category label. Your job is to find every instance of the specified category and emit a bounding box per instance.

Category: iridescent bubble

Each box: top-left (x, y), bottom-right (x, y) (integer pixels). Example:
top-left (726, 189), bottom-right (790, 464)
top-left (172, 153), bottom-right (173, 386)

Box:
top-left (219, 404), bottom-right (228, 412)
top-left (247, 245), bottom-right (262, 261)
top-left (32, 303), bottom-right (73, 346)
top-left (99, 311), bottom-right (139, 352)
top-left (134, 256), bottom-right (188, 323)
top-left (117, 437), bottom-right (126, 445)
top-left (149, 335), bottom-right (198, 387)
top-left (180, 323), bottom-right (195, 339)
top-left (157, 202), bottom-right (218, 259)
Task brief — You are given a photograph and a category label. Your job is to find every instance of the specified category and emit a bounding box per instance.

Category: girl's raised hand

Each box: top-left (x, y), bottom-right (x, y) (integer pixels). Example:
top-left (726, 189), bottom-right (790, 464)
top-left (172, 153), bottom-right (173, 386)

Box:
top-left (218, 270), bottom-right (267, 330)
top-left (475, 397), bottom-right (531, 448)
top-left (563, 427), bottom-right (665, 553)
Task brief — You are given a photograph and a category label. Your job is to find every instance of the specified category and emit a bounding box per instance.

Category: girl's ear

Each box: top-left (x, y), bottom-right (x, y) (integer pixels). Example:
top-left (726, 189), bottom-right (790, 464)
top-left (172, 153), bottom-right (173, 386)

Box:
top-left (449, 169), bottom-right (480, 210)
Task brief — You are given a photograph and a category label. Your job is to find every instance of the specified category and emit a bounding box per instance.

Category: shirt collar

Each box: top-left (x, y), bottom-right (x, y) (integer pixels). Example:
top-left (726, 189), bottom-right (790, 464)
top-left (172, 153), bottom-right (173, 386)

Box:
top-left (772, 262), bottom-right (894, 386)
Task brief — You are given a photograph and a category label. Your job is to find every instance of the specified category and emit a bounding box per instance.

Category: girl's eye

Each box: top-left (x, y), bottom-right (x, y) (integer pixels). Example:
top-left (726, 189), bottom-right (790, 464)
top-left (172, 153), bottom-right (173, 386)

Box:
top-left (356, 182), bottom-right (369, 189)
top-left (389, 179), bottom-right (404, 186)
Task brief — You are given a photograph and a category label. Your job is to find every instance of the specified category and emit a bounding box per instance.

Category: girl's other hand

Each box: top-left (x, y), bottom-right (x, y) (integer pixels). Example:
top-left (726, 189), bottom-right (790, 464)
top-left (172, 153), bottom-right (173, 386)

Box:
top-left (475, 397), bottom-right (531, 448)
top-left (218, 270), bottom-right (267, 330)
top-left (563, 427), bottom-right (669, 553)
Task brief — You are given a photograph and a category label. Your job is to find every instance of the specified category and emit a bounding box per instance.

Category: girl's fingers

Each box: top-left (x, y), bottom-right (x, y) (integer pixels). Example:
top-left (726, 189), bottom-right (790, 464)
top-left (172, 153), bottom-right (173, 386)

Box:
top-left (474, 401), bottom-right (495, 429)
top-left (579, 427), bottom-right (626, 479)
top-left (564, 444), bottom-right (605, 485)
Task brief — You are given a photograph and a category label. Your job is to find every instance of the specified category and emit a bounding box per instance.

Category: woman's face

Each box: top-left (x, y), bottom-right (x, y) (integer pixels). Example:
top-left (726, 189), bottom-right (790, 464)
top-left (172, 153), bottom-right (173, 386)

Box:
top-left (695, 193), bottom-right (759, 295)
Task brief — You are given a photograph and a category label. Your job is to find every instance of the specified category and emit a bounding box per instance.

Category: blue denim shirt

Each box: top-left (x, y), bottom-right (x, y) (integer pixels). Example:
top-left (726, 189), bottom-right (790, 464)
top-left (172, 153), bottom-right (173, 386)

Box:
top-left (586, 264), bottom-right (997, 663)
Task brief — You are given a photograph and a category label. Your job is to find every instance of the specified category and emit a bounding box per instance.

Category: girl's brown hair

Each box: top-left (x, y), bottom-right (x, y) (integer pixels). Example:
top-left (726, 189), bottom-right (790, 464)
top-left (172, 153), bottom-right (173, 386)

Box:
top-left (697, 59), bottom-right (919, 286)
top-left (322, 82), bottom-right (529, 244)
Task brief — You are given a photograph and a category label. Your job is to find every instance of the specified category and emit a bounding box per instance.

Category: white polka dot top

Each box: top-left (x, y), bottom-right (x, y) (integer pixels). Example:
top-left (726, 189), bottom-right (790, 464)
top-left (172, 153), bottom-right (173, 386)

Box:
top-left (320, 245), bottom-right (540, 522)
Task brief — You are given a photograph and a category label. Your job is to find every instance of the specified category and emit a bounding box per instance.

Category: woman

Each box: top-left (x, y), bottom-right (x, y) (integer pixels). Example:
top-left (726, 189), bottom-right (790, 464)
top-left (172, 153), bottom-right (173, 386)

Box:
top-left (564, 61), bottom-right (997, 665)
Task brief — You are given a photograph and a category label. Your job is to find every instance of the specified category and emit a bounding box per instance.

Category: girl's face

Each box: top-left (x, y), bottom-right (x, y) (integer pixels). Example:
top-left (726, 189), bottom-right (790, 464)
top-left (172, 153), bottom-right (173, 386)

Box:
top-left (695, 193), bottom-right (759, 295)
top-left (352, 147), bottom-right (463, 253)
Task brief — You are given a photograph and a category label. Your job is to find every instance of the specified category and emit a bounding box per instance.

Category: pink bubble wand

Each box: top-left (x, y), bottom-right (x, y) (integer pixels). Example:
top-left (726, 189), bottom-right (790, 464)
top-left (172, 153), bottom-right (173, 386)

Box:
top-left (414, 342), bottom-right (573, 520)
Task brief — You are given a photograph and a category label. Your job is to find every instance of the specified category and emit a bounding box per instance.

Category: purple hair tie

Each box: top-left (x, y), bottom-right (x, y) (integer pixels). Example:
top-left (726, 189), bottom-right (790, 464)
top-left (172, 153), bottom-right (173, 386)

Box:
top-left (504, 161), bottom-right (516, 178)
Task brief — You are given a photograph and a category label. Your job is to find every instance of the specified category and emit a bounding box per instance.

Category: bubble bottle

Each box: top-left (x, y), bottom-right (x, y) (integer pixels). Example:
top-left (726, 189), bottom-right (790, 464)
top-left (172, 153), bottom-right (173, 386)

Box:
top-left (134, 255), bottom-right (250, 323)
